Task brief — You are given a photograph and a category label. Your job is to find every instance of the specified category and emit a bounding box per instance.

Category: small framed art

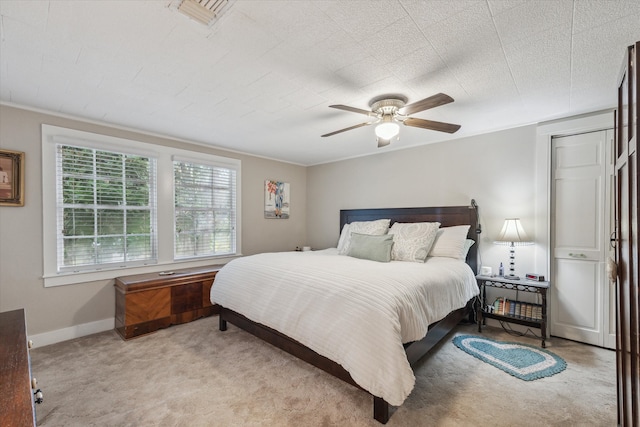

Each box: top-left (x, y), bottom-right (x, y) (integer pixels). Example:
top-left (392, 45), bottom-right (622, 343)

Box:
top-left (0, 149), bottom-right (25, 206)
top-left (264, 180), bottom-right (289, 218)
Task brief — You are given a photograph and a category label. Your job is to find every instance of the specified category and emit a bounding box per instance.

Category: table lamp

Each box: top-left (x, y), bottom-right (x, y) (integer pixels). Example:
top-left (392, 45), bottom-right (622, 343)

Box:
top-left (494, 218), bottom-right (534, 280)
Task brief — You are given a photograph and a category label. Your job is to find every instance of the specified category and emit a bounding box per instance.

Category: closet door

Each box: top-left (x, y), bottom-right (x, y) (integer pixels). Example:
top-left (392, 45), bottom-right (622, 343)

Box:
top-left (614, 41), bottom-right (639, 427)
top-left (551, 130), bottom-right (612, 347)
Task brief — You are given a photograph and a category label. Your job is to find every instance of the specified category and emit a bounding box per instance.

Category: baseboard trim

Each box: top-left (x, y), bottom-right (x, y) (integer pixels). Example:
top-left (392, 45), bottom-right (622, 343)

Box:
top-left (29, 318), bottom-right (115, 348)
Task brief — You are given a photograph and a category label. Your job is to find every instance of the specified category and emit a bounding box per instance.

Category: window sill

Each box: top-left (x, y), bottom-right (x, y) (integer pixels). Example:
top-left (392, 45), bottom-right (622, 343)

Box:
top-left (42, 255), bottom-right (242, 287)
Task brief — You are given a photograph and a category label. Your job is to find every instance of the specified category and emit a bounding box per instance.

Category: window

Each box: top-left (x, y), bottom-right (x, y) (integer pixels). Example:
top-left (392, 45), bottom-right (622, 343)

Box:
top-left (173, 158), bottom-right (236, 259)
top-left (56, 144), bottom-right (157, 272)
top-left (42, 125), bottom-right (241, 287)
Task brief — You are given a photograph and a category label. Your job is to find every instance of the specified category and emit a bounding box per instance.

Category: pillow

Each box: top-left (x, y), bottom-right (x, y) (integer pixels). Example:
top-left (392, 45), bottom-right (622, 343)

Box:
top-left (337, 219), bottom-right (391, 255)
top-left (460, 239), bottom-right (475, 260)
top-left (347, 233), bottom-right (394, 262)
top-left (428, 225), bottom-right (471, 259)
top-left (388, 221), bottom-right (440, 262)
top-left (336, 223), bottom-right (350, 253)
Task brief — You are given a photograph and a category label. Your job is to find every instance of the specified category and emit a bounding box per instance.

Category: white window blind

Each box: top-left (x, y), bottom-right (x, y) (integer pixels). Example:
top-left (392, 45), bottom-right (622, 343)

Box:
top-left (173, 159), bottom-right (236, 259)
top-left (56, 144), bottom-right (157, 272)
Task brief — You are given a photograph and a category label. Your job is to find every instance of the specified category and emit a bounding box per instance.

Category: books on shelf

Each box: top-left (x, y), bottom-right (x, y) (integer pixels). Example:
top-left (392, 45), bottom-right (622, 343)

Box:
top-left (491, 297), bottom-right (543, 320)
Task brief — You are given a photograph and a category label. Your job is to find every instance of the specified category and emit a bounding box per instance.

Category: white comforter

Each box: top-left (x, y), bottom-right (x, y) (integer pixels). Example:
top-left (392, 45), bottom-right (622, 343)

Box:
top-left (210, 248), bottom-right (478, 406)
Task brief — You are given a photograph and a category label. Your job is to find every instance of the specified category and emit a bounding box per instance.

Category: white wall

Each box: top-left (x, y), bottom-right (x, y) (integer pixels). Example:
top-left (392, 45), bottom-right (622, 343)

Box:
top-left (0, 105), bottom-right (307, 338)
top-left (306, 125), bottom-right (541, 277)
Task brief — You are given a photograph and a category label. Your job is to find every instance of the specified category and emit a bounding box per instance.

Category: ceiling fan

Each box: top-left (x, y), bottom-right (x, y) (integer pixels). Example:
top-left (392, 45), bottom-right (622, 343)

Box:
top-left (321, 93), bottom-right (461, 147)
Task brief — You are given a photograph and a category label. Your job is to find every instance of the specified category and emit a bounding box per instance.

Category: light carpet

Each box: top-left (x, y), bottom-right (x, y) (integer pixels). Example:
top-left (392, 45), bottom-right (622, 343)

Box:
top-left (31, 317), bottom-right (616, 426)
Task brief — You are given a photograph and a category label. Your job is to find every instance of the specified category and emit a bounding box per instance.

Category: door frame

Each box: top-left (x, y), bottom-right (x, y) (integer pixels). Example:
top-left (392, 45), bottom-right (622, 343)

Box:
top-left (535, 110), bottom-right (615, 346)
top-left (614, 40), bottom-right (639, 427)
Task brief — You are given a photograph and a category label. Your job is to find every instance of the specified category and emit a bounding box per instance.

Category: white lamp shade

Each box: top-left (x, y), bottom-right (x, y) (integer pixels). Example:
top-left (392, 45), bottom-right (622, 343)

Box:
top-left (375, 122), bottom-right (400, 140)
top-left (494, 218), bottom-right (533, 246)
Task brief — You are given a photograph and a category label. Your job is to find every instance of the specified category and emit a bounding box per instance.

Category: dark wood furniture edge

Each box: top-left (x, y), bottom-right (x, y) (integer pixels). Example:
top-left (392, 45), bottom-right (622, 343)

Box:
top-left (0, 309), bottom-right (36, 427)
top-left (406, 302), bottom-right (471, 367)
top-left (219, 301), bottom-right (471, 424)
top-left (219, 307), bottom-right (361, 388)
top-left (114, 265), bottom-right (222, 292)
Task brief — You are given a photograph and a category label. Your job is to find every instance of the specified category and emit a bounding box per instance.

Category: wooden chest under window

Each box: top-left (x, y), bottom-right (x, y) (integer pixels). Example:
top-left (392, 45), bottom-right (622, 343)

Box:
top-left (114, 266), bottom-right (221, 340)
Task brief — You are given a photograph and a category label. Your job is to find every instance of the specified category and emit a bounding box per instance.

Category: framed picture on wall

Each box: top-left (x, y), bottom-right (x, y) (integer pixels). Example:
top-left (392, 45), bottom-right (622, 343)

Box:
top-left (265, 180), bottom-right (290, 218)
top-left (0, 149), bottom-right (25, 206)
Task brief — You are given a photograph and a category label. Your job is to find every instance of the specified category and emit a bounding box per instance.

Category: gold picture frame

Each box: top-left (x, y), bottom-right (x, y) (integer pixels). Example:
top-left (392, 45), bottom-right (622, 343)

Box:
top-left (0, 149), bottom-right (25, 206)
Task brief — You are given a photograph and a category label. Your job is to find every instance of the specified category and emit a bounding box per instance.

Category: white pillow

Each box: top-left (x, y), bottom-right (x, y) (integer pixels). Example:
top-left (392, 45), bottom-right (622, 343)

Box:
top-left (337, 219), bottom-right (390, 255)
top-left (428, 225), bottom-right (471, 259)
top-left (388, 222), bottom-right (440, 262)
top-left (336, 223), bottom-right (350, 253)
top-left (461, 239), bottom-right (475, 260)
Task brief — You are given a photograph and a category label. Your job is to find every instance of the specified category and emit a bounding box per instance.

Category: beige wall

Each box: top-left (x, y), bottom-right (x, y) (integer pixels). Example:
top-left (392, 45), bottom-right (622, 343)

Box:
top-left (0, 103), bottom-right (543, 339)
top-left (0, 105), bottom-right (307, 335)
top-left (306, 125), bottom-right (540, 276)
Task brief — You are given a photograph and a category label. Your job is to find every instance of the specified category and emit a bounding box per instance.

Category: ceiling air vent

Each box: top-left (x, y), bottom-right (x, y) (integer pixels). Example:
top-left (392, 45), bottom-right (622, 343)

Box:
top-left (177, 0), bottom-right (234, 26)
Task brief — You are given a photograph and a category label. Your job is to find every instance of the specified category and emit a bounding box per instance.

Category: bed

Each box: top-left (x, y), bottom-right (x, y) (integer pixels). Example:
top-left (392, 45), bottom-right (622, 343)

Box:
top-left (211, 202), bottom-right (481, 423)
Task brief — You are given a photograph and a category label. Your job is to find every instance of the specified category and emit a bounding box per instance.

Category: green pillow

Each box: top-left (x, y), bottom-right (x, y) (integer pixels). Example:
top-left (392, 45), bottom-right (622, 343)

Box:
top-left (347, 233), bottom-right (394, 262)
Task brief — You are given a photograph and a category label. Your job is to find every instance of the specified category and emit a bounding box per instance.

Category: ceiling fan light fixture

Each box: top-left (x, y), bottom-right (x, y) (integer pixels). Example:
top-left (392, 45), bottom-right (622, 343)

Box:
top-left (322, 93), bottom-right (459, 142)
top-left (374, 121), bottom-right (400, 140)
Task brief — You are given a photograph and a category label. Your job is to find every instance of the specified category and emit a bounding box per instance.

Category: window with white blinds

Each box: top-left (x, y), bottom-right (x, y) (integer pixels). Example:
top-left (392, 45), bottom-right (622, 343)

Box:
top-left (43, 125), bottom-right (242, 286)
top-left (56, 144), bottom-right (157, 272)
top-left (173, 158), bottom-right (236, 259)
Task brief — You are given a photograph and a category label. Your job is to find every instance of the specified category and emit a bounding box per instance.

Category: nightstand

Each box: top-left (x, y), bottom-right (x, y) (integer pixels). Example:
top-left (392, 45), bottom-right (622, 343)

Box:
top-left (476, 275), bottom-right (550, 347)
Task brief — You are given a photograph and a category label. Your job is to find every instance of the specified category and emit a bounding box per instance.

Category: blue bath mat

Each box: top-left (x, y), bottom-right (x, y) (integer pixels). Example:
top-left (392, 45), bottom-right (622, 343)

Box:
top-left (452, 334), bottom-right (566, 381)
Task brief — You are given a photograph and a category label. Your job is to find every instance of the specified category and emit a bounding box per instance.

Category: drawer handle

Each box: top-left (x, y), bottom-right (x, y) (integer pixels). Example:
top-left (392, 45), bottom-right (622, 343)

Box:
top-left (31, 378), bottom-right (37, 389)
top-left (568, 253), bottom-right (587, 258)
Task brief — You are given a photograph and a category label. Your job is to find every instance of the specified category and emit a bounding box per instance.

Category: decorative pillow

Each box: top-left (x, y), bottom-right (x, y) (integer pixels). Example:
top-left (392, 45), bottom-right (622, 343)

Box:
top-left (388, 222), bottom-right (441, 262)
top-left (428, 225), bottom-right (471, 259)
top-left (337, 219), bottom-right (391, 255)
top-left (347, 233), bottom-right (394, 262)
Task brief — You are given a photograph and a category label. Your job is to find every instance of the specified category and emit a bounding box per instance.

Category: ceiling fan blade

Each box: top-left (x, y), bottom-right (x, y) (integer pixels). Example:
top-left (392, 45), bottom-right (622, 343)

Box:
top-left (377, 138), bottom-right (391, 148)
top-left (329, 104), bottom-right (377, 116)
top-left (403, 117), bottom-right (461, 134)
top-left (399, 93), bottom-right (454, 116)
top-left (321, 121), bottom-right (374, 137)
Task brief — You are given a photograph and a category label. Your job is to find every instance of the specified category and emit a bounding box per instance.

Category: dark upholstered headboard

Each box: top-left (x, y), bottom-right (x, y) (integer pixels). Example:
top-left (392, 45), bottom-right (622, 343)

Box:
top-left (339, 202), bottom-right (481, 273)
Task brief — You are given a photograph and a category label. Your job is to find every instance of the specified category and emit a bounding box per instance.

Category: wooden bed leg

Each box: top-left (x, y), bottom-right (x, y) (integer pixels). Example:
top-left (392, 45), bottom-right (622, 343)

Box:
top-left (373, 396), bottom-right (390, 424)
top-left (219, 315), bottom-right (227, 331)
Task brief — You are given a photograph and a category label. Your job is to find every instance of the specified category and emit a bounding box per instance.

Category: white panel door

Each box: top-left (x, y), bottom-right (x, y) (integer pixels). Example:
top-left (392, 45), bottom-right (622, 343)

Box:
top-left (551, 129), bottom-right (613, 347)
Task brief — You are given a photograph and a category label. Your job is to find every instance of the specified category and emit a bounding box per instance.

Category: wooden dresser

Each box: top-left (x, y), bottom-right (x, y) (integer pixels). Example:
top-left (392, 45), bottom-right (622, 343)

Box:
top-left (115, 265), bottom-right (221, 340)
top-left (0, 309), bottom-right (37, 427)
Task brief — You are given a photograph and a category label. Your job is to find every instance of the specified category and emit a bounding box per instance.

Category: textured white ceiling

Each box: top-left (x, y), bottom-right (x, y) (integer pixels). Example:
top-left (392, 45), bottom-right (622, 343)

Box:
top-left (1, 0), bottom-right (639, 165)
